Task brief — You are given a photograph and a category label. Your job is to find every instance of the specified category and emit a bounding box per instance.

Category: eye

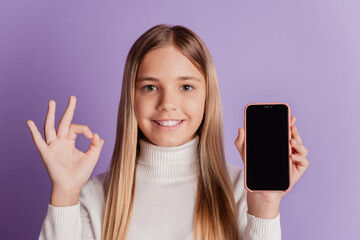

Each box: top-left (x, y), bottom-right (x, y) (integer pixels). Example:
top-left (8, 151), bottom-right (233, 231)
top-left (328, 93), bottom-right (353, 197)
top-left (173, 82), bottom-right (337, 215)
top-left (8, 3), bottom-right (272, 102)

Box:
top-left (181, 85), bottom-right (195, 91)
top-left (142, 85), bottom-right (158, 92)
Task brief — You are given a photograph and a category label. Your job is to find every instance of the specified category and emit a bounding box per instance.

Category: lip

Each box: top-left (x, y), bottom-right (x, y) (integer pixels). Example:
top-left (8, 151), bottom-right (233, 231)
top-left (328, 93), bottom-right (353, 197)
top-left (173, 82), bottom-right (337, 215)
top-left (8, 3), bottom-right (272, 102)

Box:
top-left (153, 119), bottom-right (184, 121)
top-left (151, 120), bottom-right (185, 131)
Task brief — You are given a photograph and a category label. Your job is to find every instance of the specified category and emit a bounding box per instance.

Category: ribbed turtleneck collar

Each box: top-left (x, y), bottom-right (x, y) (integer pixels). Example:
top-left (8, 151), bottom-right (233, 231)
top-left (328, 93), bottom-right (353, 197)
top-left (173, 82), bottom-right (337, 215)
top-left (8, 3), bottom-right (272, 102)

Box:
top-left (136, 135), bottom-right (200, 183)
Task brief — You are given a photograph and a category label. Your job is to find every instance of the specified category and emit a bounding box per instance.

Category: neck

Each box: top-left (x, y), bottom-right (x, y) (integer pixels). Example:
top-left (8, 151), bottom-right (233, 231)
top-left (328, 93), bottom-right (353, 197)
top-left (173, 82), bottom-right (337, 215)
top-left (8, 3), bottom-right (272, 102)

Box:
top-left (136, 135), bottom-right (200, 183)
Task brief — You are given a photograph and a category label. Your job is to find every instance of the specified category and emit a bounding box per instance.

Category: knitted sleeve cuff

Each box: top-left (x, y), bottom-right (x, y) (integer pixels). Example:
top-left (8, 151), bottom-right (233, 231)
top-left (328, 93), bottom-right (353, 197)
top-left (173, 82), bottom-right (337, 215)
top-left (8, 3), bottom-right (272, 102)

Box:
top-left (39, 203), bottom-right (82, 240)
top-left (47, 203), bottom-right (80, 223)
top-left (245, 212), bottom-right (282, 238)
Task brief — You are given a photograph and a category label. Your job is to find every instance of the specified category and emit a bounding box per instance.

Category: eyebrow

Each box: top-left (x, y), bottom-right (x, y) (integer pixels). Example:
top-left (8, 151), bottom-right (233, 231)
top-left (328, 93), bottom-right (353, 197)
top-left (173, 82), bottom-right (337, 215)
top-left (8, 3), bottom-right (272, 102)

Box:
top-left (136, 76), bottom-right (201, 83)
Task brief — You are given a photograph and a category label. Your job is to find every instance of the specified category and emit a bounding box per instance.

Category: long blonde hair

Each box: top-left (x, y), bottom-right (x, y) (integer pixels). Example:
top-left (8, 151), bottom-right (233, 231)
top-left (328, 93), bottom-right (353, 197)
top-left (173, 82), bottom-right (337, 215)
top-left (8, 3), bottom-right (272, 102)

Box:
top-left (101, 24), bottom-right (240, 240)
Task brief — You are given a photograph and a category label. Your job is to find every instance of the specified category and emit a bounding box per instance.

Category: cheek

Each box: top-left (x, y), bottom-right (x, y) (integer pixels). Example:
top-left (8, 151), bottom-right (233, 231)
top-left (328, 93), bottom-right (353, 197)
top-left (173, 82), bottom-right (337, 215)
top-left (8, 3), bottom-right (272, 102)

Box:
top-left (183, 94), bottom-right (206, 121)
top-left (135, 99), bottom-right (151, 134)
top-left (135, 97), bottom-right (152, 120)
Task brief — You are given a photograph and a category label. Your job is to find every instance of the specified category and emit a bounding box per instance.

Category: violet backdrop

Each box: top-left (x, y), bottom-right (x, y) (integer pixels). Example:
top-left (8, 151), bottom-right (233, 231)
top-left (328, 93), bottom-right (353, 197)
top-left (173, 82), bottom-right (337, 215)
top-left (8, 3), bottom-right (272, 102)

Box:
top-left (1, 0), bottom-right (359, 239)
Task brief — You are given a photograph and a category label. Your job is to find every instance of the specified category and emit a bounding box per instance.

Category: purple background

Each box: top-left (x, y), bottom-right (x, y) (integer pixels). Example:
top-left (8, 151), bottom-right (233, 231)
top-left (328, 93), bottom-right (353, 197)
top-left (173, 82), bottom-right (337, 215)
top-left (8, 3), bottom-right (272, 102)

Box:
top-left (1, 0), bottom-right (359, 239)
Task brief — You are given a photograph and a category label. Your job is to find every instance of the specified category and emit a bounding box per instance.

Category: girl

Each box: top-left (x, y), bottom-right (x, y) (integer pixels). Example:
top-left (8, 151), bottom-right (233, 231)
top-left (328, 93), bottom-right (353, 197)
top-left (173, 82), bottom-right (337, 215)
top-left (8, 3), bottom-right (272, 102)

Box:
top-left (27, 24), bottom-right (309, 240)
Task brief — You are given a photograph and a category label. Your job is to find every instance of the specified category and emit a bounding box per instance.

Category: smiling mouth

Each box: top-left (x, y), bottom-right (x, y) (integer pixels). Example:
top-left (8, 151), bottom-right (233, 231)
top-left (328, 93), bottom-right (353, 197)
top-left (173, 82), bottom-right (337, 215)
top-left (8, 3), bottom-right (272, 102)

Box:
top-left (153, 120), bottom-right (184, 126)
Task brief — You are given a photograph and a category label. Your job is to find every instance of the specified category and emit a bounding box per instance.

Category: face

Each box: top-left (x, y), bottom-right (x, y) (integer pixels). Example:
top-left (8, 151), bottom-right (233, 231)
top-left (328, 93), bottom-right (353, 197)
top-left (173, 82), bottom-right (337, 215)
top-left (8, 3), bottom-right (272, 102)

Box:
top-left (135, 45), bottom-right (206, 147)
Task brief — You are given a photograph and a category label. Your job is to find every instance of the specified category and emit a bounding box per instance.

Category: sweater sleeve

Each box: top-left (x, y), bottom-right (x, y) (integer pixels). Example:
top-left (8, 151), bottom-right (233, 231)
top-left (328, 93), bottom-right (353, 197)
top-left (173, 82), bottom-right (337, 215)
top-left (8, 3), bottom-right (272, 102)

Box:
top-left (38, 203), bottom-right (82, 240)
top-left (243, 212), bottom-right (281, 240)
top-left (227, 164), bottom-right (282, 240)
top-left (38, 178), bottom-right (96, 240)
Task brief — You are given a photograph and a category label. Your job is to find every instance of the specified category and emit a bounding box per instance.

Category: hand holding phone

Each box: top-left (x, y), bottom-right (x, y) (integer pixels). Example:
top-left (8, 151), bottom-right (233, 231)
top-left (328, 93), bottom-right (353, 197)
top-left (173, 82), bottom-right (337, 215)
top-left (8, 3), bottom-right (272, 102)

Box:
top-left (234, 106), bottom-right (310, 217)
top-left (235, 103), bottom-right (309, 193)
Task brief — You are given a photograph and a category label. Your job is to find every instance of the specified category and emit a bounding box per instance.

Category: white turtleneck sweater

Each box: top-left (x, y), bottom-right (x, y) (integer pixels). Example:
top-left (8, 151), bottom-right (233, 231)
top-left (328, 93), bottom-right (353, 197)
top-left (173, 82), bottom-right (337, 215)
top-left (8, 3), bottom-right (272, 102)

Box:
top-left (39, 135), bottom-right (281, 240)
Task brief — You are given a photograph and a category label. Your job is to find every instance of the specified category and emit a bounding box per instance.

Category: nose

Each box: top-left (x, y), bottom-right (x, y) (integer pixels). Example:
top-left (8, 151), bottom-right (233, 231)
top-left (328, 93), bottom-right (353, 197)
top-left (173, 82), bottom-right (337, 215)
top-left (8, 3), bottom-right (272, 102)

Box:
top-left (157, 90), bottom-right (177, 112)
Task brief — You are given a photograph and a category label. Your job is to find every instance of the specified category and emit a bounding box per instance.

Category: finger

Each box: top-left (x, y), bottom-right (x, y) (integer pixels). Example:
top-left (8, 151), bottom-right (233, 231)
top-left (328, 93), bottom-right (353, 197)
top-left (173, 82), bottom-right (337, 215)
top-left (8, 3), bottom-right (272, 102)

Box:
top-left (85, 133), bottom-right (104, 161)
top-left (44, 100), bottom-right (57, 144)
top-left (234, 128), bottom-right (245, 162)
top-left (234, 128), bottom-right (244, 149)
top-left (291, 116), bottom-right (296, 126)
top-left (290, 139), bottom-right (308, 156)
top-left (67, 124), bottom-right (93, 140)
top-left (57, 96), bottom-right (76, 138)
top-left (27, 120), bottom-right (48, 154)
top-left (291, 125), bottom-right (303, 145)
top-left (290, 153), bottom-right (309, 170)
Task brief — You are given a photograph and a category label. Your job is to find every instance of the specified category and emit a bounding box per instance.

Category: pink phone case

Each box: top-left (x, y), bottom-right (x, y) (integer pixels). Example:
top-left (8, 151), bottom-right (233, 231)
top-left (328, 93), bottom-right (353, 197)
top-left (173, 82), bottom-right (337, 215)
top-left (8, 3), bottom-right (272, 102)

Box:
top-left (244, 102), bottom-right (292, 193)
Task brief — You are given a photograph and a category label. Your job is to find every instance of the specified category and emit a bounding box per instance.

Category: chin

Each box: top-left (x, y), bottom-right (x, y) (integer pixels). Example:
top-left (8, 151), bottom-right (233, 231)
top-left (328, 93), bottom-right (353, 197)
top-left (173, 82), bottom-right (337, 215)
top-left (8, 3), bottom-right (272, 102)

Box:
top-left (150, 136), bottom-right (183, 147)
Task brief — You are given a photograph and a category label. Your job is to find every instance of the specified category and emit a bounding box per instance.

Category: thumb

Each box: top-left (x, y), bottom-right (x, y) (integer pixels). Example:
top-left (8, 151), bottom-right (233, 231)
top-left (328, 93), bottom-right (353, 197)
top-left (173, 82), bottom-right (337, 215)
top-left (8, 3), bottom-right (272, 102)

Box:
top-left (86, 133), bottom-right (104, 161)
top-left (234, 128), bottom-right (245, 161)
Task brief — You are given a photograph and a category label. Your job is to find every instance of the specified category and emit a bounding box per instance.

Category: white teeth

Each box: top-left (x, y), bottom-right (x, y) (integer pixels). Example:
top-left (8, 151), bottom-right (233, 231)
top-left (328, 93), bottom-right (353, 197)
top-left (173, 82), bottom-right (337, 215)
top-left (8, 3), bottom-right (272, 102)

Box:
top-left (155, 120), bottom-right (182, 126)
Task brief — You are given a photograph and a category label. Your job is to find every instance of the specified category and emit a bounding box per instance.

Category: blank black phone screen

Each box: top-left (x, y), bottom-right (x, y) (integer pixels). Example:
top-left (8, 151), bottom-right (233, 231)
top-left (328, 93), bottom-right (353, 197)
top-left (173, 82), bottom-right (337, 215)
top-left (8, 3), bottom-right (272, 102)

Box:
top-left (245, 104), bottom-right (290, 191)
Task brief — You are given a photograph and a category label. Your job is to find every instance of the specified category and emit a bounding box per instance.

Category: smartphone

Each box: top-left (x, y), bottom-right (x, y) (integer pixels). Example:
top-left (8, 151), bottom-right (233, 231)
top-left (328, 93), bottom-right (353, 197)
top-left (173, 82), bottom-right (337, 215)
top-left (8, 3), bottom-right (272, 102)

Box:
top-left (244, 103), bottom-right (292, 192)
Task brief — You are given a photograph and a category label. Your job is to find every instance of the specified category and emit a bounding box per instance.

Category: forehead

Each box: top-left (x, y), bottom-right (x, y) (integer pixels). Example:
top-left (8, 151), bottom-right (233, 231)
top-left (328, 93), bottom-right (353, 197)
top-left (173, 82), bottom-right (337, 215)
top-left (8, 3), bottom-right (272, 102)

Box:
top-left (136, 46), bottom-right (205, 83)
